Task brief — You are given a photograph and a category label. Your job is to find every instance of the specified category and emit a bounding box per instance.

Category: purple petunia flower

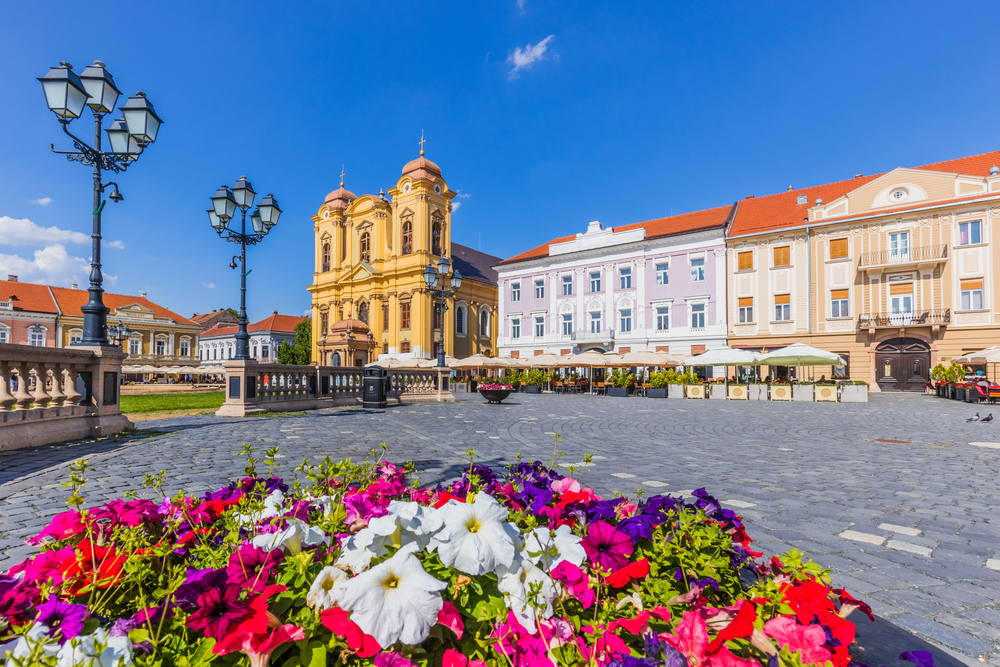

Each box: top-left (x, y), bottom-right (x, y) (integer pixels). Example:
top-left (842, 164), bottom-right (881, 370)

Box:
top-left (900, 653), bottom-right (935, 667)
top-left (581, 520), bottom-right (633, 573)
top-left (174, 568), bottom-right (228, 610)
top-left (515, 482), bottom-right (553, 514)
top-left (608, 657), bottom-right (660, 667)
top-left (111, 605), bottom-right (166, 637)
top-left (616, 515), bottom-right (657, 543)
top-left (226, 544), bottom-right (284, 592)
top-left (34, 597), bottom-right (87, 641)
top-left (587, 498), bottom-right (623, 522)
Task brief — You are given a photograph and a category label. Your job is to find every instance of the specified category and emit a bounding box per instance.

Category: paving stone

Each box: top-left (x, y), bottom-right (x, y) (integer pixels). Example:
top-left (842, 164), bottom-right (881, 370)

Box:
top-left (891, 614), bottom-right (995, 655)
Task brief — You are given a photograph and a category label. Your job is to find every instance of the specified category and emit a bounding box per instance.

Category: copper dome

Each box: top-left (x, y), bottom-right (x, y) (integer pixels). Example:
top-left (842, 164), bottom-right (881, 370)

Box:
top-left (324, 186), bottom-right (357, 210)
top-left (401, 155), bottom-right (442, 181)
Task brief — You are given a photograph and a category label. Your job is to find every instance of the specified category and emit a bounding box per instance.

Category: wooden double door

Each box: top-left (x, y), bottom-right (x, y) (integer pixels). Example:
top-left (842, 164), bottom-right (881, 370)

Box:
top-left (875, 338), bottom-right (930, 392)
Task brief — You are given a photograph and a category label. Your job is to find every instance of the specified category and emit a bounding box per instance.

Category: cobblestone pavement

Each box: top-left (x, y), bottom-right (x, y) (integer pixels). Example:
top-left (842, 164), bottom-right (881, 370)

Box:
top-left (1, 393), bottom-right (999, 664)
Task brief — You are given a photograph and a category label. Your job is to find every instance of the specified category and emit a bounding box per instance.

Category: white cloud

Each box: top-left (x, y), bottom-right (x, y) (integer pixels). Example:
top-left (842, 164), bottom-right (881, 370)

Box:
top-left (31, 197), bottom-right (54, 206)
top-left (202, 282), bottom-right (216, 288)
top-left (508, 35), bottom-right (555, 79)
top-left (106, 240), bottom-right (125, 250)
top-left (515, 0), bottom-right (526, 12)
top-left (0, 216), bottom-right (88, 247)
top-left (452, 201), bottom-right (462, 211)
top-left (0, 244), bottom-right (103, 287)
top-left (456, 192), bottom-right (472, 199)
top-left (303, 308), bottom-right (311, 317)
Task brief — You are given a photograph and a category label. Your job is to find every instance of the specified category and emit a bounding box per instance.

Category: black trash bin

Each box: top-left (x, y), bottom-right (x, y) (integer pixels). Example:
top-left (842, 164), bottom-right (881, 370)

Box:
top-left (363, 366), bottom-right (388, 409)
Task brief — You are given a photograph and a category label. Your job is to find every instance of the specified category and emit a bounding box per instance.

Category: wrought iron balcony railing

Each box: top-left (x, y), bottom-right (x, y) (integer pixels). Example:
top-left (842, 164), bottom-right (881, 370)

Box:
top-left (570, 329), bottom-right (615, 342)
top-left (858, 244), bottom-right (948, 268)
top-left (856, 309), bottom-right (950, 329)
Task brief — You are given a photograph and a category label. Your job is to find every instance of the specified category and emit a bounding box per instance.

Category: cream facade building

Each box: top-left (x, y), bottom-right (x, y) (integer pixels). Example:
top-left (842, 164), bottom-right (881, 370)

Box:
top-left (725, 150), bottom-right (1000, 391)
top-left (308, 149), bottom-right (500, 364)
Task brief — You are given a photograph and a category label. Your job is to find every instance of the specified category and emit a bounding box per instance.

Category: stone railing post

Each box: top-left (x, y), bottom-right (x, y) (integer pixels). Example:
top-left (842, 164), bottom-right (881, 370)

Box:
top-left (30, 366), bottom-right (52, 410)
top-left (0, 363), bottom-right (16, 411)
top-left (12, 367), bottom-right (33, 410)
top-left (63, 366), bottom-right (82, 406)
top-left (48, 365), bottom-right (67, 407)
top-left (217, 359), bottom-right (265, 416)
top-left (75, 345), bottom-right (132, 436)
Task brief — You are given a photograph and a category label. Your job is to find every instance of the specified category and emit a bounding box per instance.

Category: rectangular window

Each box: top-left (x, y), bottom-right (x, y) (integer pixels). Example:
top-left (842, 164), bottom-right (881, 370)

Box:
top-left (737, 251), bottom-right (753, 271)
top-left (29, 332), bottom-right (44, 347)
top-left (656, 263), bottom-right (669, 285)
top-left (155, 340), bottom-right (166, 355)
top-left (690, 257), bottom-right (705, 282)
top-left (180, 341), bottom-right (190, 356)
top-left (534, 280), bottom-right (544, 299)
top-left (690, 303), bottom-right (705, 328)
top-left (773, 246), bottom-right (790, 267)
top-left (511, 318), bottom-right (521, 339)
top-left (620, 268), bottom-right (632, 289)
top-left (0, 330), bottom-right (7, 344)
top-left (656, 306), bottom-right (670, 330)
top-left (400, 302), bottom-right (411, 329)
top-left (620, 309), bottom-right (632, 332)
top-left (590, 272), bottom-right (601, 292)
top-left (888, 232), bottom-right (909, 260)
top-left (129, 339), bottom-right (140, 354)
top-left (830, 289), bottom-right (849, 318)
top-left (534, 316), bottom-right (545, 337)
top-left (511, 283), bottom-right (521, 302)
top-left (400, 341), bottom-right (411, 353)
top-left (69, 334), bottom-right (82, 345)
top-left (261, 345), bottom-right (269, 360)
top-left (590, 312), bottom-right (602, 333)
top-left (959, 220), bottom-right (982, 246)
top-left (562, 275), bottom-right (573, 296)
top-left (738, 297), bottom-right (753, 323)
top-left (774, 294), bottom-right (791, 321)
top-left (961, 279), bottom-right (984, 310)
top-left (561, 314), bottom-right (573, 335)
top-left (830, 238), bottom-right (848, 259)
top-left (889, 283), bottom-right (913, 315)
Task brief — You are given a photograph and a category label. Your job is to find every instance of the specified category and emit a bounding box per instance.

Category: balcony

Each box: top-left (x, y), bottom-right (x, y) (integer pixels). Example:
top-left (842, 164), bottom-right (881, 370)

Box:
top-left (570, 329), bottom-right (615, 344)
top-left (856, 309), bottom-right (950, 329)
top-left (858, 244), bottom-right (948, 270)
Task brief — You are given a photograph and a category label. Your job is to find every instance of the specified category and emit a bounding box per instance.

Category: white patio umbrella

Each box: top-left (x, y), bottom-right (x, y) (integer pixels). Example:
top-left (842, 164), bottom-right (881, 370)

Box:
top-left (954, 346), bottom-right (1000, 383)
top-left (617, 350), bottom-right (683, 366)
top-left (685, 347), bottom-right (763, 366)
top-left (450, 354), bottom-right (508, 369)
top-left (560, 350), bottom-right (613, 393)
top-left (758, 343), bottom-right (845, 381)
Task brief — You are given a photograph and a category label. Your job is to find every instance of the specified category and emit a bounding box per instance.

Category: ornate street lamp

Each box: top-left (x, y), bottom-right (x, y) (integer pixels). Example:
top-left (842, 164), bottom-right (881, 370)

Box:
top-left (422, 252), bottom-right (463, 367)
top-left (107, 320), bottom-right (132, 346)
top-left (208, 177), bottom-right (281, 360)
top-left (38, 61), bottom-right (162, 346)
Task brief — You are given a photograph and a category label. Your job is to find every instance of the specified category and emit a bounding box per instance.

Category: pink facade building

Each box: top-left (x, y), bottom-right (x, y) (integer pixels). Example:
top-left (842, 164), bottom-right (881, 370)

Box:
top-left (0, 276), bottom-right (59, 347)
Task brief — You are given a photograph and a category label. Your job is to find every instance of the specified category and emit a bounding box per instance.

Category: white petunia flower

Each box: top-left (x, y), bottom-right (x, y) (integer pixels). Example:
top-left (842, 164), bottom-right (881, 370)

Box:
top-left (335, 528), bottom-right (385, 573)
top-left (337, 548), bottom-right (448, 648)
top-left (4, 622), bottom-right (60, 664)
top-left (251, 519), bottom-right (329, 554)
top-left (235, 489), bottom-right (285, 525)
top-left (368, 500), bottom-right (442, 552)
top-left (496, 555), bottom-right (556, 635)
top-left (523, 524), bottom-right (586, 571)
top-left (435, 493), bottom-right (518, 575)
top-left (56, 628), bottom-right (133, 667)
top-left (306, 566), bottom-right (350, 611)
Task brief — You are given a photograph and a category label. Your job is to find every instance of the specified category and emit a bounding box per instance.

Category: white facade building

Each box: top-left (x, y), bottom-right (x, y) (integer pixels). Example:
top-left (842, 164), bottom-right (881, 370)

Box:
top-left (198, 311), bottom-right (303, 362)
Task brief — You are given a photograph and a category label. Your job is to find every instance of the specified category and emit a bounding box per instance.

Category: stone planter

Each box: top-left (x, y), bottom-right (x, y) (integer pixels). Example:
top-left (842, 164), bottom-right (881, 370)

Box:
top-left (792, 385), bottom-right (814, 402)
top-left (955, 385), bottom-right (966, 401)
top-left (479, 389), bottom-right (511, 404)
top-left (685, 384), bottom-right (705, 399)
top-left (647, 387), bottom-right (667, 398)
top-left (608, 387), bottom-right (628, 397)
top-left (668, 384), bottom-right (685, 399)
top-left (524, 385), bottom-right (541, 394)
top-left (770, 385), bottom-right (792, 401)
top-left (728, 385), bottom-right (749, 400)
top-left (707, 384), bottom-right (726, 399)
top-left (453, 382), bottom-right (470, 393)
top-left (815, 385), bottom-right (838, 402)
top-left (748, 384), bottom-right (768, 400)
top-left (839, 384), bottom-right (869, 402)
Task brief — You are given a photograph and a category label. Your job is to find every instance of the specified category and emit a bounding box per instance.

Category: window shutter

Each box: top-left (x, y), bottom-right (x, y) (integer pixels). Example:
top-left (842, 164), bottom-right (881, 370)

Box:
top-left (774, 294), bottom-right (790, 304)
top-left (831, 289), bottom-right (849, 300)
top-left (738, 251), bottom-right (753, 270)
top-left (773, 246), bottom-right (790, 266)
top-left (889, 283), bottom-right (913, 295)
top-left (961, 279), bottom-right (984, 291)
top-left (830, 238), bottom-right (848, 259)
top-left (738, 297), bottom-right (753, 307)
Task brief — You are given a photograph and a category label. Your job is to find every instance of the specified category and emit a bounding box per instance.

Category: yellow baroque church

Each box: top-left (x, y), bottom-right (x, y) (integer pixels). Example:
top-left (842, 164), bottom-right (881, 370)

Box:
top-left (308, 147), bottom-right (500, 366)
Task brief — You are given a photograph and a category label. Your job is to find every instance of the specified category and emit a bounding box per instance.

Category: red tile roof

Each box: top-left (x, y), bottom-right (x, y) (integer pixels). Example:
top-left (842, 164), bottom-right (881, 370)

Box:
top-left (0, 280), bottom-right (58, 313)
top-left (498, 205), bottom-right (734, 265)
top-left (200, 313), bottom-right (306, 338)
top-left (49, 286), bottom-right (198, 325)
top-left (728, 150), bottom-right (1000, 238)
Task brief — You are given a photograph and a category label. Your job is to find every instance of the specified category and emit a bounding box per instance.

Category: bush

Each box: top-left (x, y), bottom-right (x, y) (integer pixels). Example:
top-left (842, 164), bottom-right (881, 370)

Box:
top-left (524, 369), bottom-right (546, 386)
top-left (608, 369), bottom-right (634, 388)
top-left (0, 452), bottom-right (879, 667)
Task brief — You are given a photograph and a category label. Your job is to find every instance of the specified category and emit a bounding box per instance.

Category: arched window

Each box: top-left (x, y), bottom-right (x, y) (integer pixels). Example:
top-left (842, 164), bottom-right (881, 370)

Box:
top-left (456, 306), bottom-right (465, 334)
top-left (432, 222), bottom-right (442, 256)
top-left (358, 301), bottom-right (368, 324)
top-left (480, 310), bottom-right (489, 337)
top-left (322, 243), bottom-right (331, 271)
top-left (402, 221), bottom-right (413, 255)
top-left (320, 311), bottom-right (328, 335)
top-left (332, 352), bottom-right (341, 367)
top-left (434, 303), bottom-right (442, 330)
top-left (360, 232), bottom-right (370, 263)
top-left (340, 226), bottom-right (346, 261)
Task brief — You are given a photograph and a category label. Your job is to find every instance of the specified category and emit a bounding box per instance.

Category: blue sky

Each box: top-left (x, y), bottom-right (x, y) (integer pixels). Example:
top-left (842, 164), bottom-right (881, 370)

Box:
top-left (2, 1), bottom-right (998, 322)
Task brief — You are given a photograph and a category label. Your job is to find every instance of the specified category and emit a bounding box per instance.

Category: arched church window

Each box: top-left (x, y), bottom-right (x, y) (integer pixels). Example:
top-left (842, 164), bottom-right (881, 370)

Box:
top-left (480, 310), bottom-right (489, 337)
top-left (332, 352), bottom-right (341, 367)
top-left (456, 306), bottom-right (465, 334)
top-left (432, 222), bottom-right (442, 256)
top-left (321, 311), bottom-right (328, 334)
top-left (360, 232), bottom-right (370, 263)
top-left (358, 301), bottom-right (368, 325)
top-left (322, 243), bottom-right (330, 272)
top-left (402, 221), bottom-right (413, 255)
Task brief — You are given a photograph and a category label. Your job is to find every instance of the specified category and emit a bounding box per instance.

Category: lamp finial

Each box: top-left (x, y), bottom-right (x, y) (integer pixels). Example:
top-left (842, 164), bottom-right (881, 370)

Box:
top-left (419, 130), bottom-right (425, 157)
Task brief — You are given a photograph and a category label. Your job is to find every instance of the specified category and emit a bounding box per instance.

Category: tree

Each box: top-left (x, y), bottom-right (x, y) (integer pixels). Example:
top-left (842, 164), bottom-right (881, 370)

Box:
top-left (225, 307), bottom-right (239, 319)
top-left (277, 317), bottom-right (312, 365)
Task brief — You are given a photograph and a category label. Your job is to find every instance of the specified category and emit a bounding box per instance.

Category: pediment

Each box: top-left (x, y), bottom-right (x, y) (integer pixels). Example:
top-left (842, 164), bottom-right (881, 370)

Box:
top-left (113, 303), bottom-right (155, 317)
top-left (344, 261), bottom-right (378, 281)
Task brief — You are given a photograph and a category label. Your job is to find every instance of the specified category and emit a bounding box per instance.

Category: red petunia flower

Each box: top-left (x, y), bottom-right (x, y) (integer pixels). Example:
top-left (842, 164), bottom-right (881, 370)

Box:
top-left (186, 585), bottom-right (249, 641)
top-left (60, 539), bottom-right (127, 595)
top-left (321, 607), bottom-right (381, 657)
top-left (606, 557), bottom-right (650, 588)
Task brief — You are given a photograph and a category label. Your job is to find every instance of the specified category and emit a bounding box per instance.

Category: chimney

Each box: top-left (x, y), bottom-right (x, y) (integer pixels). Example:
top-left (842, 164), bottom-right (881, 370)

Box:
top-left (855, 173), bottom-right (863, 178)
top-left (71, 283), bottom-right (78, 289)
top-left (744, 195), bottom-right (754, 200)
top-left (140, 292), bottom-right (147, 299)
top-left (272, 310), bottom-right (278, 315)
top-left (6, 275), bottom-right (17, 282)
top-left (212, 309), bottom-right (217, 312)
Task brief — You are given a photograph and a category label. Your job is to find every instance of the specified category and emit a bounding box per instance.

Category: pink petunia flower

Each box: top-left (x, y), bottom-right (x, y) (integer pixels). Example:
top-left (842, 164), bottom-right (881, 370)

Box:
top-left (27, 510), bottom-right (85, 546)
top-left (763, 617), bottom-right (832, 665)
top-left (374, 652), bottom-right (416, 667)
top-left (581, 521), bottom-right (633, 573)
top-left (551, 561), bottom-right (595, 609)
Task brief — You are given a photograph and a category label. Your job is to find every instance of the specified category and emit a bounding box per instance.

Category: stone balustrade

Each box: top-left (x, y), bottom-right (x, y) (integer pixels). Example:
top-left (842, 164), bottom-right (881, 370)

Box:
top-left (0, 343), bottom-right (131, 451)
top-left (216, 360), bottom-right (452, 416)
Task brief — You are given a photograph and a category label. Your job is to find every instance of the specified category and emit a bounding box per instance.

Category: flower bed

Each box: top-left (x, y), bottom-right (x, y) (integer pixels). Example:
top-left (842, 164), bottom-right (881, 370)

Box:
top-left (0, 452), bottom-right (887, 667)
top-left (477, 384), bottom-right (513, 391)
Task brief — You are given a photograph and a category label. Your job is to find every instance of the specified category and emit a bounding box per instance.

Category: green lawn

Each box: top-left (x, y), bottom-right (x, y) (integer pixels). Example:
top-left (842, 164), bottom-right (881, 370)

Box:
top-left (120, 391), bottom-right (225, 414)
